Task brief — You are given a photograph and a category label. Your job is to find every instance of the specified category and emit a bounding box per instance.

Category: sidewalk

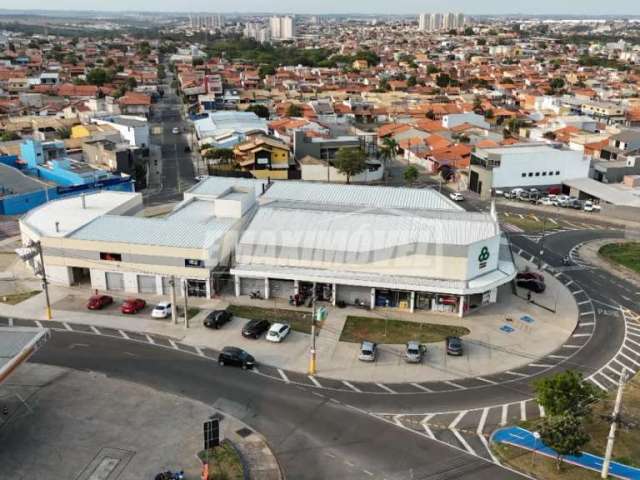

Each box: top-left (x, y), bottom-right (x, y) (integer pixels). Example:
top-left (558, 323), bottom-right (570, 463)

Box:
top-left (492, 427), bottom-right (640, 479)
top-left (0, 254), bottom-right (578, 384)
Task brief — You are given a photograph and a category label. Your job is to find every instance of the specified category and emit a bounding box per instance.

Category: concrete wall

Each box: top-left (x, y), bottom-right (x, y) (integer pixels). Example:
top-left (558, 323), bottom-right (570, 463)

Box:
top-left (301, 162), bottom-right (384, 183)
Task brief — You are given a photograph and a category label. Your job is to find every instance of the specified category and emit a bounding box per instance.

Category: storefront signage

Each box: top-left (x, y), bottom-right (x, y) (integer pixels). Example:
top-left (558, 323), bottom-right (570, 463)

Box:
top-left (478, 246), bottom-right (490, 269)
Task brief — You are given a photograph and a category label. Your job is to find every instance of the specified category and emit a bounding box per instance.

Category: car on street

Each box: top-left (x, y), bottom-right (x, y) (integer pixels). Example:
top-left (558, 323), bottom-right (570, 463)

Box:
top-left (87, 294), bottom-right (113, 310)
top-left (241, 319), bottom-right (270, 339)
top-left (446, 336), bottom-right (464, 356)
top-left (266, 323), bottom-right (291, 343)
top-left (121, 298), bottom-right (146, 314)
top-left (151, 302), bottom-right (172, 318)
top-left (203, 310), bottom-right (232, 329)
top-left (171, 127), bottom-right (180, 134)
top-left (358, 340), bottom-right (378, 362)
top-left (516, 271), bottom-right (544, 282)
top-left (449, 192), bottom-right (464, 201)
top-left (218, 346), bottom-right (255, 369)
top-left (404, 341), bottom-right (426, 363)
top-left (516, 279), bottom-right (546, 293)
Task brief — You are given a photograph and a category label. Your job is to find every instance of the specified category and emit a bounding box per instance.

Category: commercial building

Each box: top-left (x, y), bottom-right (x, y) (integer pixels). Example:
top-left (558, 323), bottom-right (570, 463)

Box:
top-left (19, 178), bottom-right (269, 298)
top-left (194, 111), bottom-right (268, 148)
top-left (417, 12), bottom-right (463, 32)
top-left (269, 16), bottom-right (295, 40)
top-left (469, 144), bottom-right (590, 199)
top-left (231, 182), bottom-right (516, 317)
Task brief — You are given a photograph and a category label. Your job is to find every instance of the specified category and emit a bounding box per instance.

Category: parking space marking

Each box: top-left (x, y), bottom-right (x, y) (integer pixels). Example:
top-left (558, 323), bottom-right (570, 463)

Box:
top-left (449, 411), bottom-right (467, 429)
top-left (577, 300), bottom-right (590, 305)
top-left (62, 322), bottom-right (72, 331)
top-left (548, 218), bottom-right (558, 225)
top-left (194, 346), bottom-right (205, 357)
top-left (421, 414), bottom-right (436, 439)
top-left (528, 363), bottom-right (553, 368)
top-left (520, 401), bottom-right (527, 421)
top-left (452, 428), bottom-right (476, 456)
top-left (410, 382), bottom-right (432, 392)
top-left (277, 369), bottom-right (290, 383)
top-left (572, 290), bottom-right (585, 295)
top-left (342, 381), bottom-right (361, 392)
top-left (579, 322), bottom-right (595, 327)
top-left (548, 354), bottom-right (569, 359)
top-left (619, 351), bottom-right (640, 367)
top-left (589, 377), bottom-right (607, 391)
top-left (119, 330), bottom-right (130, 340)
top-left (505, 370), bottom-right (527, 377)
top-left (35, 320), bottom-right (43, 328)
top-left (169, 339), bottom-right (179, 349)
top-left (580, 311), bottom-right (594, 317)
top-left (572, 333), bottom-right (590, 338)
top-left (500, 404), bottom-right (508, 426)
top-left (563, 344), bottom-right (581, 349)
top-left (476, 377), bottom-right (496, 385)
top-left (478, 408), bottom-right (489, 434)
top-left (599, 370), bottom-right (617, 385)
top-left (376, 383), bottom-right (395, 394)
top-left (565, 280), bottom-right (574, 287)
top-left (146, 334), bottom-right (155, 345)
top-left (308, 376), bottom-right (322, 387)
top-left (90, 326), bottom-right (101, 335)
top-left (443, 380), bottom-right (464, 390)
top-left (613, 359), bottom-right (635, 374)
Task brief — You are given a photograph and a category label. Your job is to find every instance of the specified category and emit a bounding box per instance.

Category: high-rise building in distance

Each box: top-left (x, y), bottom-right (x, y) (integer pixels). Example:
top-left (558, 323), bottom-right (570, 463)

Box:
top-left (189, 14), bottom-right (224, 30)
top-left (417, 12), bottom-right (464, 32)
top-left (269, 15), bottom-right (296, 40)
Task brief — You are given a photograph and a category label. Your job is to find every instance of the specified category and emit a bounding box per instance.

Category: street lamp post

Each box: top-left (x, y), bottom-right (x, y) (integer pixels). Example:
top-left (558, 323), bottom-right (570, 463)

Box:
top-left (16, 241), bottom-right (51, 320)
top-left (538, 216), bottom-right (547, 270)
top-left (531, 431), bottom-right (541, 470)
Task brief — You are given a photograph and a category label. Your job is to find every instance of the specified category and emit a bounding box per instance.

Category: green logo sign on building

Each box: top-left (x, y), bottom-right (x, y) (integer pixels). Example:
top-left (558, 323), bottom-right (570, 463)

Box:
top-left (478, 246), bottom-right (490, 269)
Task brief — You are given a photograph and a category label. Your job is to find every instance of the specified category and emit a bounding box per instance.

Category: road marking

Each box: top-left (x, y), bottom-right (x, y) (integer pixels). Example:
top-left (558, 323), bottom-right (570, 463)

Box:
top-left (580, 311), bottom-right (594, 317)
top-left (449, 411), bottom-right (467, 429)
top-left (563, 344), bottom-right (581, 349)
top-left (308, 376), bottom-right (322, 387)
top-left (517, 249), bottom-right (523, 256)
top-left (363, 470), bottom-right (374, 476)
top-left (579, 322), bottom-right (595, 327)
top-left (90, 326), bottom-right (101, 335)
top-left (478, 408), bottom-right (489, 435)
top-left (194, 346), bottom-right (205, 357)
top-left (606, 365), bottom-right (623, 377)
top-left (577, 300), bottom-right (590, 305)
top-left (342, 381), bottom-right (361, 392)
top-left (324, 452), bottom-right (336, 458)
top-left (452, 428), bottom-right (477, 456)
top-left (554, 272), bottom-right (563, 277)
top-left (518, 214), bottom-right (524, 219)
top-left (35, 320), bottom-right (43, 328)
top-left (146, 334), bottom-right (155, 345)
top-left (376, 383), bottom-right (396, 394)
top-left (613, 359), bottom-right (635, 373)
top-left (628, 332), bottom-right (640, 339)
top-left (7, 318), bottom-right (13, 327)
top-left (410, 382), bottom-right (433, 392)
top-left (528, 363), bottom-right (553, 368)
top-left (478, 432), bottom-right (501, 463)
top-left (565, 280), bottom-right (574, 287)
top-left (548, 218), bottom-right (558, 225)
top-left (444, 380), bottom-right (464, 390)
top-left (277, 369), bottom-right (290, 383)
top-left (500, 404), bottom-right (508, 426)
top-left (520, 401), bottom-right (527, 421)
top-left (627, 325), bottom-right (640, 334)
top-left (548, 355), bottom-right (569, 359)
top-left (626, 338), bottom-right (640, 349)
top-left (62, 322), bottom-right (72, 331)
top-left (599, 370), bottom-right (617, 385)
top-left (422, 421), bottom-right (436, 439)
top-left (572, 290), bottom-right (585, 295)
top-left (505, 370), bottom-right (527, 377)
top-left (572, 333), bottom-right (591, 338)
top-left (619, 351), bottom-right (640, 367)
top-left (119, 330), bottom-right (130, 340)
top-left (589, 376), bottom-right (607, 391)
top-left (539, 404), bottom-right (545, 418)
top-left (476, 376), bottom-right (497, 385)
top-left (169, 339), bottom-right (179, 349)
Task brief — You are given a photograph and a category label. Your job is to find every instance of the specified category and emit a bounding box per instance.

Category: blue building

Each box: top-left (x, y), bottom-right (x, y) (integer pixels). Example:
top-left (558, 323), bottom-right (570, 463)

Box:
top-left (0, 140), bottom-right (134, 215)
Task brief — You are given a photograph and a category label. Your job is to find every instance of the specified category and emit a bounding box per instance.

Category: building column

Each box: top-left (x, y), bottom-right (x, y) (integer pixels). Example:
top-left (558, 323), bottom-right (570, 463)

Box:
top-left (410, 291), bottom-right (415, 313)
top-left (332, 283), bottom-right (337, 306)
top-left (264, 277), bottom-right (270, 300)
top-left (206, 278), bottom-right (213, 299)
top-left (370, 288), bottom-right (376, 310)
top-left (458, 295), bottom-right (465, 318)
top-left (489, 288), bottom-right (498, 303)
top-left (234, 276), bottom-right (241, 297)
top-left (294, 279), bottom-right (299, 295)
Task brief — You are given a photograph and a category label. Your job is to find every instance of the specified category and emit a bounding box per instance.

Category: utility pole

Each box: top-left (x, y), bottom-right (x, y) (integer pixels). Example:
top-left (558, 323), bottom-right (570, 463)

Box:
top-left (308, 287), bottom-right (317, 376)
top-left (175, 143), bottom-right (181, 193)
top-left (538, 215), bottom-right (547, 270)
top-left (602, 371), bottom-right (629, 479)
top-left (183, 279), bottom-right (189, 329)
top-left (36, 242), bottom-right (52, 320)
top-left (170, 276), bottom-right (178, 325)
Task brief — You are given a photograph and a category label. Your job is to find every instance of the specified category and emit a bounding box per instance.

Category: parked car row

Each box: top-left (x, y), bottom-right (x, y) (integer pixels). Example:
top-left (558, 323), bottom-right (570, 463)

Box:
top-left (203, 311), bottom-right (292, 344)
top-left (502, 188), bottom-right (600, 212)
top-left (358, 336), bottom-right (464, 364)
top-left (86, 295), bottom-right (146, 314)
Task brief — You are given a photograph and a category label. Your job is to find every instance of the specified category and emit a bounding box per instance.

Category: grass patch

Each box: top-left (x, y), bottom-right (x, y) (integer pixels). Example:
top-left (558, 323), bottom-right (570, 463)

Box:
top-left (501, 215), bottom-right (562, 233)
top-left (198, 440), bottom-right (244, 480)
top-left (599, 242), bottom-right (640, 274)
top-left (0, 290), bottom-right (40, 305)
top-left (227, 304), bottom-right (315, 334)
top-left (494, 372), bottom-right (640, 479)
top-left (339, 316), bottom-right (470, 344)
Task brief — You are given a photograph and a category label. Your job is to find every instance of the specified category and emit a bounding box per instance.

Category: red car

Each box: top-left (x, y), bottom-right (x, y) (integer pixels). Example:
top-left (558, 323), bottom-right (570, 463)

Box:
top-left (87, 294), bottom-right (113, 310)
top-left (121, 298), bottom-right (146, 314)
top-left (516, 271), bottom-right (544, 282)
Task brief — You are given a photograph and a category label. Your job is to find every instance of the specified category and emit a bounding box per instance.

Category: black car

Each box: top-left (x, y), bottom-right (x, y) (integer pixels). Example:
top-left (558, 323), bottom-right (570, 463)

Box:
top-left (446, 336), bottom-right (463, 356)
top-left (203, 310), bottom-right (232, 329)
top-left (517, 279), bottom-right (546, 293)
top-left (241, 319), bottom-right (270, 339)
top-left (218, 347), bottom-right (255, 369)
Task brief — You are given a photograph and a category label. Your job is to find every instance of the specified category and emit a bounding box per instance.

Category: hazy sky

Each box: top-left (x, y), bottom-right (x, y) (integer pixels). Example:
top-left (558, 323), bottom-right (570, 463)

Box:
top-left (6, 0), bottom-right (640, 15)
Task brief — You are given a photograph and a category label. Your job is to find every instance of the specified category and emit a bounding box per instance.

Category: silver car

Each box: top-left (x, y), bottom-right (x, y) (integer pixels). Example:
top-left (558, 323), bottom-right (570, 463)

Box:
top-left (358, 341), bottom-right (378, 362)
top-left (405, 341), bottom-right (426, 363)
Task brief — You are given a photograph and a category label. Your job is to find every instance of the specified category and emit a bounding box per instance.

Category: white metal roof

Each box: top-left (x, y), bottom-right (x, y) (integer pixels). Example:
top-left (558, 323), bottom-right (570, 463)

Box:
top-left (20, 190), bottom-right (141, 237)
top-left (185, 177), bottom-right (268, 199)
top-left (564, 177), bottom-right (640, 207)
top-left (262, 181), bottom-right (463, 211)
top-left (1, 328), bottom-right (50, 384)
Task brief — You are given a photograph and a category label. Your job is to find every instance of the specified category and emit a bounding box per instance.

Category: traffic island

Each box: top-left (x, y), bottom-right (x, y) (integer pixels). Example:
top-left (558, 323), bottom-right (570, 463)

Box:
top-left (198, 441), bottom-right (244, 480)
top-left (579, 239), bottom-right (640, 288)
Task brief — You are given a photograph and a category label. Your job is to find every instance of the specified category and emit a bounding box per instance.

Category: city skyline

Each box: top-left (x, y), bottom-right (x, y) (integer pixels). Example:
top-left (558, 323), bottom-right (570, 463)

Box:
top-left (2, 0), bottom-right (640, 15)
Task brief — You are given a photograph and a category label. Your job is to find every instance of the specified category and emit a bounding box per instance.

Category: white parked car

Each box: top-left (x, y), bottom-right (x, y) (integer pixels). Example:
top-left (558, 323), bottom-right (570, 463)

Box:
top-left (171, 127), bottom-right (180, 134)
top-left (265, 323), bottom-right (291, 343)
top-left (151, 302), bottom-right (172, 319)
top-left (449, 192), bottom-right (464, 201)
top-left (583, 201), bottom-right (601, 212)
top-left (538, 197), bottom-right (553, 206)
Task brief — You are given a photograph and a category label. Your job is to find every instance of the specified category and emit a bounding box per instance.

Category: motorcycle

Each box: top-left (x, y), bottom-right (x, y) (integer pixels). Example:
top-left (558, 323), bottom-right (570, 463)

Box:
top-left (249, 290), bottom-right (262, 299)
top-left (562, 256), bottom-right (571, 266)
top-left (154, 471), bottom-right (184, 480)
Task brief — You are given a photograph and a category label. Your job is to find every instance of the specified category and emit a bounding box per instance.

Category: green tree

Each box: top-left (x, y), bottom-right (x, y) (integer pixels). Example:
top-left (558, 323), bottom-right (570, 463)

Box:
top-left (484, 109), bottom-right (495, 120)
top-left (258, 65), bottom-right (276, 78)
top-left (404, 165), bottom-right (419, 185)
top-left (126, 77), bottom-right (138, 91)
top-left (204, 148), bottom-right (234, 164)
top-left (549, 77), bottom-right (565, 91)
top-left (436, 73), bottom-right (452, 88)
top-left (55, 127), bottom-right (71, 139)
top-left (407, 75), bottom-right (417, 87)
top-left (464, 26), bottom-right (474, 36)
top-left (286, 104), bottom-right (302, 117)
top-left (427, 64), bottom-right (439, 74)
top-left (539, 415), bottom-right (590, 471)
top-left (0, 131), bottom-right (20, 142)
top-left (534, 370), bottom-right (603, 418)
top-left (334, 147), bottom-right (367, 184)
top-left (86, 68), bottom-right (111, 86)
top-left (246, 104), bottom-right (270, 119)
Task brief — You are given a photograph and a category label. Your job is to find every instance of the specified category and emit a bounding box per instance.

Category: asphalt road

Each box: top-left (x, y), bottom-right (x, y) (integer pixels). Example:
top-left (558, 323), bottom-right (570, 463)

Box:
top-left (31, 333), bottom-right (527, 480)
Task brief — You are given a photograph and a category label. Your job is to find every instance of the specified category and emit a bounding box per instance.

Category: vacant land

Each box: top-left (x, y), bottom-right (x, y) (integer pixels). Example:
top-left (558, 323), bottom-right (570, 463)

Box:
top-left (0, 290), bottom-right (40, 305)
top-left (340, 315), bottom-right (469, 344)
top-left (599, 242), bottom-right (640, 274)
top-left (227, 304), bottom-right (315, 333)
